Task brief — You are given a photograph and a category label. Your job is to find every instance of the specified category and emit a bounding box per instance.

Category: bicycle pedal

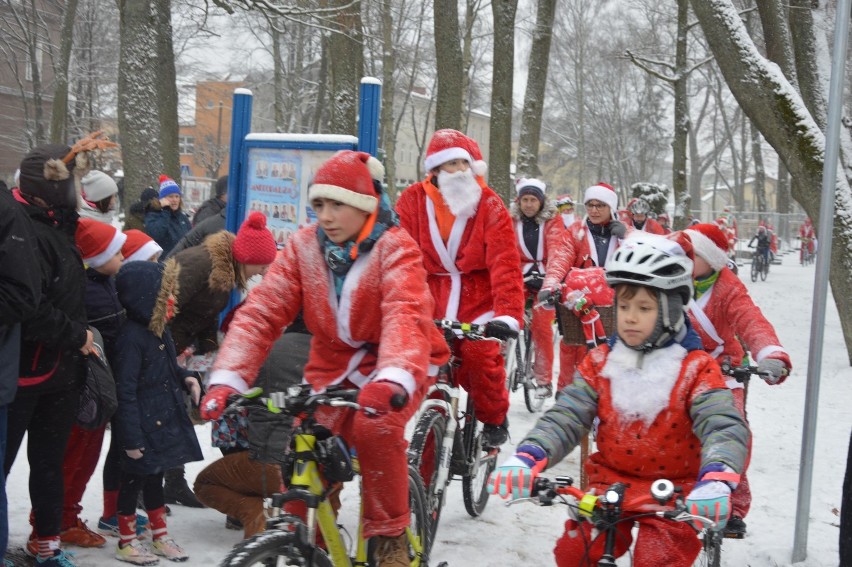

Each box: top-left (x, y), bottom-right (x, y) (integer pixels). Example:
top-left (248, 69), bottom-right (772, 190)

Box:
top-left (723, 531), bottom-right (746, 540)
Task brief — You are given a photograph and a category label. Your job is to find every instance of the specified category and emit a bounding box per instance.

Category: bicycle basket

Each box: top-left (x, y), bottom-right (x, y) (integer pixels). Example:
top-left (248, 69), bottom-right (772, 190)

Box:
top-left (557, 304), bottom-right (615, 346)
top-left (317, 435), bottom-right (355, 483)
top-left (246, 405), bottom-right (295, 465)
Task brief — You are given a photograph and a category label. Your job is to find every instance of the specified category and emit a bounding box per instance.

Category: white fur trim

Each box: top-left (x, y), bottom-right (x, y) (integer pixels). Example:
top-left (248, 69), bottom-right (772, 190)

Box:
top-left (516, 178), bottom-right (547, 195)
top-left (375, 367), bottom-right (417, 396)
top-left (492, 315), bottom-right (520, 333)
top-left (85, 231), bottom-right (126, 269)
top-left (754, 345), bottom-right (787, 363)
top-left (686, 229), bottom-right (729, 271)
top-left (123, 240), bottom-right (162, 264)
top-left (208, 369), bottom-right (250, 392)
top-left (424, 147), bottom-right (474, 172)
top-left (309, 183), bottom-right (378, 212)
top-left (584, 185), bottom-right (618, 214)
top-left (366, 155), bottom-right (385, 181)
top-left (471, 160), bottom-right (487, 177)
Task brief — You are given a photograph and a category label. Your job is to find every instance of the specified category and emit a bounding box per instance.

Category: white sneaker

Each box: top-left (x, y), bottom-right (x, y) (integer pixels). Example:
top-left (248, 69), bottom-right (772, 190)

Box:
top-left (116, 539), bottom-right (159, 565)
top-left (151, 539), bottom-right (189, 562)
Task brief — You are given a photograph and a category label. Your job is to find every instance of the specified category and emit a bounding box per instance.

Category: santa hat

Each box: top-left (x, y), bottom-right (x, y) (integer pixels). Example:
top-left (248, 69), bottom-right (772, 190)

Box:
top-left (516, 177), bottom-right (546, 202)
top-left (423, 129), bottom-right (487, 177)
top-left (685, 223), bottom-right (730, 271)
top-left (665, 231), bottom-right (695, 262)
top-left (122, 229), bottom-right (163, 264)
top-left (309, 150), bottom-right (384, 213)
top-left (233, 211), bottom-right (278, 265)
top-left (81, 170), bottom-right (118, 203)
top-left (76, 218), bottom-right (127, 269)
top-left (158, 175), bottom-right (181, 199)
top-left (584, 182), bottom-right (618, 218)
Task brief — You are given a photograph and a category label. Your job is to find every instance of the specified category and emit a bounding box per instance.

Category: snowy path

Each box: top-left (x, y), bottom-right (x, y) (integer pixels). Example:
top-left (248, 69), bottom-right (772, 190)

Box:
top-left (6, 255), bottom-right (849, 566)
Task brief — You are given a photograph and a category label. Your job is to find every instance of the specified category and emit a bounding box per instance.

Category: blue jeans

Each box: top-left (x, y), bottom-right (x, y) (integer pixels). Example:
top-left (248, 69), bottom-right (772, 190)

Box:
top-left (0, 404), bottom-right (8, 560)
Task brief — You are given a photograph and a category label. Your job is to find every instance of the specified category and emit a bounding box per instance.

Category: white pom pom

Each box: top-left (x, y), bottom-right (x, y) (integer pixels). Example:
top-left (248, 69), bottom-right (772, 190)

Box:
top-left (366, 155), bottom-right (386, 181)
top-left (471, 160), bottom-right (487, 177)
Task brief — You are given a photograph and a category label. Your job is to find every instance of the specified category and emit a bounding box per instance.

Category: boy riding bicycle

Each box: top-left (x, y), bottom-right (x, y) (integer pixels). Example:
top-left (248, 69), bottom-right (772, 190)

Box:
top-left (488, 235), bottom-right (749, 567)
top-left (748, 225), bottom-right (771, 267)
top-left (200, 151), bottom-right (449, 567)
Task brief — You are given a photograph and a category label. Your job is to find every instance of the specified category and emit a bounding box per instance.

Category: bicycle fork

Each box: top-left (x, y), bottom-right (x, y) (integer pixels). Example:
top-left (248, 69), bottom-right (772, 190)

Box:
top-left (421, 385), bottom-right (461, 491)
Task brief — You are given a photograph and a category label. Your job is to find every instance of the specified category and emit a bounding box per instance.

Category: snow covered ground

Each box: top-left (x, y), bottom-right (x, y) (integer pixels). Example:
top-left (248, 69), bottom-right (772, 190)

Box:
top-left (5, 251), bottom-right (849, 566)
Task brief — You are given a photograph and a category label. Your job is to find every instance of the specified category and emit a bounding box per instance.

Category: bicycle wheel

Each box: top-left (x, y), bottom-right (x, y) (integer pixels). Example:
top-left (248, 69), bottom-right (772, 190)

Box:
top-left (220, 529), bottom-right (333, 567)
top-left (461, 403), bottom-right (497, 517)
top-left (694, 530), bottom-right (723, 567)
top-left (761, 257), bottom-right (769, 281)
top-left (407, 408), bottom-right (448, 554)
top-left (523, 344), bottom-right (545, 413)
top-left (367, 466), bottom-right (431, 567)
top-left (750, 257), bottom-right (759, 282)
top-left (503, 336), bottom-right (518, 392)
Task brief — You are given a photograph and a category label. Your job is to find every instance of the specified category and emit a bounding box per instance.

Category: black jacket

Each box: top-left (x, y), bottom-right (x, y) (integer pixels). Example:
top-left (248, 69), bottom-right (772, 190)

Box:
top-left (15, 191), bottom-right (88, 394)
top-left (164, 210), bottom-right (225, 260)
top-left (192, 196), bottom-right (226, 226)
top-left (0, 189), bottom-right (41, 404)
top-left (84, 269), bottom-right (126, 362)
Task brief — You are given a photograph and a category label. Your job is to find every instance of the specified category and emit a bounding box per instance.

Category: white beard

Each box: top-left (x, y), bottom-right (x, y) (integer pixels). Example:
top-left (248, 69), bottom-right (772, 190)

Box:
top-left (437, 169), bottom-right (482, 218)
top-left (601, 340), bottom-right (687, 427)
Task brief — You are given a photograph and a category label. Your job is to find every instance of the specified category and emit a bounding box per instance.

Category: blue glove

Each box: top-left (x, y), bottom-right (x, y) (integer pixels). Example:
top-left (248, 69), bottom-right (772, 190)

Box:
top-left (686, 463), bottom-right (739, 531)
top-left (757, 358), bottom-right (788, 385)
top-left (487, 444), bottom-right (547, 500)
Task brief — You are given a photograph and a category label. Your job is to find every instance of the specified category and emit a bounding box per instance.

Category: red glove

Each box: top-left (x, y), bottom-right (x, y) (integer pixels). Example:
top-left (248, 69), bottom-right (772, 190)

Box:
top-left (200, 385), bottom-right (239, 421)
top-left (358, 381), bottom-right (408, 416)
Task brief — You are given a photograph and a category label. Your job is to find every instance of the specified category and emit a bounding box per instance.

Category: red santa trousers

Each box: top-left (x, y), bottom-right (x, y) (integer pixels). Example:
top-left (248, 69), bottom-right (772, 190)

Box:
top-left (554, 515), bottom-right (701, 567)
top-left (557, 344), bottom-right (587, 391)
top-left (528, 297), bottom-right (555, 386)
top-left (454, 338), bottom-right (509, 426)
top-left (61, 423), bottom-right (107, 529)
top-left (730, 387), bottom-right (753, 518)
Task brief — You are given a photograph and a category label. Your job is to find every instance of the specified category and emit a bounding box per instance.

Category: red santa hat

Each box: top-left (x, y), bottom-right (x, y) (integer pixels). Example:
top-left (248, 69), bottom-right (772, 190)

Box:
top-left (665, 231), bottom-right (695, 262)
top-left (685, 223), bottom-right (730, 271)
top-left (309, 150), bottom-right (384, 213)
top-left (423, 129), bottom-right (487, 177)
top-left (233, 212), bottom-right (278, 265)
top-left (76, 218), bottom-right (127, 269)
top-left (584, 182), bottom-right (618, 218)
top-left (121, 229), bottom-right (162, 264)
top-left (515, 177), bottom-right (546, 202)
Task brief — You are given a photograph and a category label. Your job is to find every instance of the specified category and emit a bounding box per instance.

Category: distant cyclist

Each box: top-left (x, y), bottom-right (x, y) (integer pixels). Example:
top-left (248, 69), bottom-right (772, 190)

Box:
top-left (555, 193), bottom-right (576, 229)
top-left (625, 198), bottom-right (665, 234)
top-left (747, 225), bottom-right (771, 267)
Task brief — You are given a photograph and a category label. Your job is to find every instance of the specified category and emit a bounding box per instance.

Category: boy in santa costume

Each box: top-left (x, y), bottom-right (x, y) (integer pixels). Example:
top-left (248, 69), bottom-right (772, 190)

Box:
top-left (200, 151), bottom-right (449, 566)
top-left (509, 178), bottom-right (575, 397)
top-left (395, 129), bottom-right (523, 447)
top-left (678, 222), bottom-right (791, 538)
top-left (488, 235), bottom-right (749, 567)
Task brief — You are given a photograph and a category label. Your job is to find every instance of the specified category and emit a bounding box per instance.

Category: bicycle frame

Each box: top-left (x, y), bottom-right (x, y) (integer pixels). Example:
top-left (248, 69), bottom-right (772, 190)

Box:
top-left (419, 368), bottom-right (463, 491)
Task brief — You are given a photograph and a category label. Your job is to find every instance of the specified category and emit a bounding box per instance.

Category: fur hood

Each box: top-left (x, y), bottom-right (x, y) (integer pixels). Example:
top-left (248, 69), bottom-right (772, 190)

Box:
top-left (509, 198), bottom-right (558, 224)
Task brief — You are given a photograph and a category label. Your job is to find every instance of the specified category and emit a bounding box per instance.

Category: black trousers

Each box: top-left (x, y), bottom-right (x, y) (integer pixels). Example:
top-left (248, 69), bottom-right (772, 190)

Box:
top-left (118, 471), bottom-right (165, 516)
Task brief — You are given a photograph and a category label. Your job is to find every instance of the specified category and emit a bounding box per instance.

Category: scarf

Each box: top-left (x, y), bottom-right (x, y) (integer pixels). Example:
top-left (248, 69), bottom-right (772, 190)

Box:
top-left (693, 271), bottom-right (720, 300)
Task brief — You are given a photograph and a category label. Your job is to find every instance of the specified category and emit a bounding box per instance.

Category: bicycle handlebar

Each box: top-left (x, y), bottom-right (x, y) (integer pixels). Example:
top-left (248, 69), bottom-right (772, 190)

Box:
top-left (433, 319), bottom-right (518, 341)
top-left (222, 383), bottom-right (403, 418)
top-left (719, 361), bottom-right (788, 383)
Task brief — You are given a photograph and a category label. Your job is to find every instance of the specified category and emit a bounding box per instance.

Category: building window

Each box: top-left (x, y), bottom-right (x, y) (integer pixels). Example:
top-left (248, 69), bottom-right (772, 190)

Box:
top-left (179, 136), bottom-right (195, 155)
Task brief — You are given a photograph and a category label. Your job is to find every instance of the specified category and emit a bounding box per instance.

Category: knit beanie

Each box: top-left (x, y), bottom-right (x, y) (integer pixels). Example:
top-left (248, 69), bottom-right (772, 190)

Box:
top-left (584, 182), bottom-right (618, 218)
top-left (309, 150), bottom-right (384, 213)
top-left (81, 170), bottom-right (118, 203)
top-left (17, 143), bottom-right (77, 209)
top-left (158, 175), bottom-right (181, 199)
top-left (516, 177), bottom-right (546, 203)
top-left (76, 218), bottom-right (127, 268)
top-left (685, 223), bottom-right (730, 271)
top-left (233, 211), bottom-right (277, 265)
top-left (423, 129), bottom-right (488, 177)
top-left (122, 229), bottom-right (163, 264)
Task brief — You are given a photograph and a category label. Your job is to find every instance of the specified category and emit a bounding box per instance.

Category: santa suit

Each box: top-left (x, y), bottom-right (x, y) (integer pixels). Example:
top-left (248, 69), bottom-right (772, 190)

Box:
top-left (560, 211), bottom-right (576, 229)
top-left (209, 224), bottom-right (449, 539)
top-left (687, 266), bottom-right (790, 518)
top-left (799, 221), bottom-right (815, 261)
top-left (629, 216), bottom-right (665, 235)
top-left (523, 336), bottom-right (748, 567)
top-left (509, 200), bottom-right (575, 387)
top-left (396, 177), bottom-right (524, 424)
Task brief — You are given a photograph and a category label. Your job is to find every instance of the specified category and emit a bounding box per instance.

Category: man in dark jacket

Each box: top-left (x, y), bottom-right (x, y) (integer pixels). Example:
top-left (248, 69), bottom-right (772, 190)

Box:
top-left (6, 144), bottom-right (93, 566)
top-left (0, 184), bottom-right (41, 562)
top-left (192, 175), bottom-right (228, 226)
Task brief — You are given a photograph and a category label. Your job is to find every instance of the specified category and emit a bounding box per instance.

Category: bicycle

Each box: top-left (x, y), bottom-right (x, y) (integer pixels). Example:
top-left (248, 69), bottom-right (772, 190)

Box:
top-left (508, 475), bottom-right (723, 567)
top-left (800, 238), bottom-right (815, 266)
top-left (219, 385), bottom-right (431, 567)
top-left (749, 246), bottom-right (769, 282)
top-left (504, 277), bottom-right (549, 413)
top-left (407, 319), bottom-right (517, 558)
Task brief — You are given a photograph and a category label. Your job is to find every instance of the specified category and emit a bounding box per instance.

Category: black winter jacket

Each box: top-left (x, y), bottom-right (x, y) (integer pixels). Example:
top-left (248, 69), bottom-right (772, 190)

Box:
top-left (163, 210), bottom-right (225, 260)
top-left (192, 196), bottom-right (226, 226)
top-left (84, 269), bottom-right (126, 362)
top-left (144, 205), bottom-right (192, 257)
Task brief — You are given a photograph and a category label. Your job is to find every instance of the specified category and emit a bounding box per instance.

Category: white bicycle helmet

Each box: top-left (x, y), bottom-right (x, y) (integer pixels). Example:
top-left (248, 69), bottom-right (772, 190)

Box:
top-left (628, 198), bottom-right (651, 215)
top-left (605, 237), bottom-right (693, 302)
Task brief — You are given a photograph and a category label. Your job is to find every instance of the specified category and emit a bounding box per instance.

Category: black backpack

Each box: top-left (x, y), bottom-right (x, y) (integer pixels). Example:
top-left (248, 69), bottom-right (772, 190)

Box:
top-left (77, 328), bottom-right (118, 430)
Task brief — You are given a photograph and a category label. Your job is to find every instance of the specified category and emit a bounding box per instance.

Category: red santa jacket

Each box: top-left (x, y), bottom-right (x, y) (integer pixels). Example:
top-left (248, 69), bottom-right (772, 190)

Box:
top-left (508, 200), bottom-right (575, 290)
top-left (209, 224), bottom-right (449, 396)
top-left (566, 217), bottom-right (623, 269)
top-left (396, 181), bottom-right (524, 329)
top-left (687, 267), bottom-right (790, 388)
top-left (629, 217), bottom-right (665, 235)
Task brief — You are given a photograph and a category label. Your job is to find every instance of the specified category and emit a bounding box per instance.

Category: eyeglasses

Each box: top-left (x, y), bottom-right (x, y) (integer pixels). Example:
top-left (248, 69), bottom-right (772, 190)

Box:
top-left (585, 202), bottom-right (609, 210)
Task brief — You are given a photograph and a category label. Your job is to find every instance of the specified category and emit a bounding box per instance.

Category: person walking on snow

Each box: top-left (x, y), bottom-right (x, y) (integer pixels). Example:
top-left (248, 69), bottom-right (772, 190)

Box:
top-left (396, 129), bottom-right (524, 447)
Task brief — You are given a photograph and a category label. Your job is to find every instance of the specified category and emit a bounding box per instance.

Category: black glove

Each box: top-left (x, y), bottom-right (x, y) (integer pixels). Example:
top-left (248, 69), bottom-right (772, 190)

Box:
top-left (485, 320), bottom-right (518, 340)
top-left (610, 220), bottom-right (627, 238)
top-left (536, 287), bottom-right (557, 310)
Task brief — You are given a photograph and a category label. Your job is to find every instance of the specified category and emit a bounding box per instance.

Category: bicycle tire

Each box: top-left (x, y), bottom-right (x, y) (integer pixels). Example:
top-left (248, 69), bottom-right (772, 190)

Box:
top-left (513, 334), bottom-right (526, 392)
top-left (750, 257), bottom-right (759, 282)
top-left (220, 529), bottom-right (333, 567)
top-left (694, 530), bottom-right (723, 567)
top-left (503, 336), bottom-right (518, 391)
top-left (761, 258), bottom-right (769, 281)
top-left (523, 345), bottom-right (545, 413)
top-left (407, 408), bottom-right (448, 554)
top-left (461, 403), bottom-right (497, 517)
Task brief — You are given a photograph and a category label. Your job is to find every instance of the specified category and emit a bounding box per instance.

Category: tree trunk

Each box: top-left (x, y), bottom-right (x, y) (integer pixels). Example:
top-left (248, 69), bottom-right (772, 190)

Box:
top-left (153, 0), bottom-right (181, 184)
top-left (489, 0), bottom-right (518, 202)
top-left (272, 18), bottom-right (285, 132)
top-left (690, 0), bottom-right (852, 363)
top-left (327, 0), bottom-right (364, 135)
top-left (312, 34), bottom-right (330, 133)
top-left (751, 120), bottom-right (767, 217)
top-left (755, 0), bottom-right (797, 87)
top-left (49, 0), bottom-right (79, 144)
top-left (671, 0), bottom-right (690, 229)
top-left (789, 0), bottom-right (825, 125)
top-left (380, 0), bottom-right (397, 195)
top-left (117, 0), bottom-right (165, 206)
top-left (433, 0), bottom-right (464, 130)
top-left (777, 160), bottom-right (792, 241)
top-left (516, 0), bottom-right (556, 178)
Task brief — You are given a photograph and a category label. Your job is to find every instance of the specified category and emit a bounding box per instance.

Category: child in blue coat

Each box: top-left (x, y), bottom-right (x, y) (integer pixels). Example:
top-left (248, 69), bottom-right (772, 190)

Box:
top-left (112, 261), bottom-right (203, 565)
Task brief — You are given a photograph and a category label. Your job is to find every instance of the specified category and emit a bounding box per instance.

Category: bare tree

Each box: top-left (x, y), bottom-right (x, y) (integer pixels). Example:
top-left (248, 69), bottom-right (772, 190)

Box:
top-left (326, 0), bottom-right (363, 135)
top-left (48, 0), bottom-right (78, 143)
top-left (488, 0), bottom-right (518, 202)
top-left (433, 0), bottom-right (463, 130)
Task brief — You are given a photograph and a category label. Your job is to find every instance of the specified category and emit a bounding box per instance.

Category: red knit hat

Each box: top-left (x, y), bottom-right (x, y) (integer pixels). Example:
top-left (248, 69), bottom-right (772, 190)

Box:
top-left (233, 212), bottom-right (277, 265)
top-left (584, 182), bottom-right (618, 219)
top-left (121, 229), bottom-right (162, 264)
top-left (424, 129), bottom-right (487, 176)
top-left (76, 218), bottom-right (127, 268)
top-left (309, 150), bottom-right (384, 213)
top-left (685, 223), bottom-right (730, 271)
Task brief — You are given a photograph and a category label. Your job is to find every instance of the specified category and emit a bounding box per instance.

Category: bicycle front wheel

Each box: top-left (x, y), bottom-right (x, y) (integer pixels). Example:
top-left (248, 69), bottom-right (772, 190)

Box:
top-left (761, 258), bottom-right (769, 280)
top-left (461, 404), bottom-right (497, 517)
top-left (407, 408), bottom-right (448, 554)
top-left (523, 345), bottom-right (545, 413)
top-left (750, 257), bottom-right (759, 282)
top-left (694, 530), bottom-right (723, 567)
top-left (220, 530), bottom-right (333, 567)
